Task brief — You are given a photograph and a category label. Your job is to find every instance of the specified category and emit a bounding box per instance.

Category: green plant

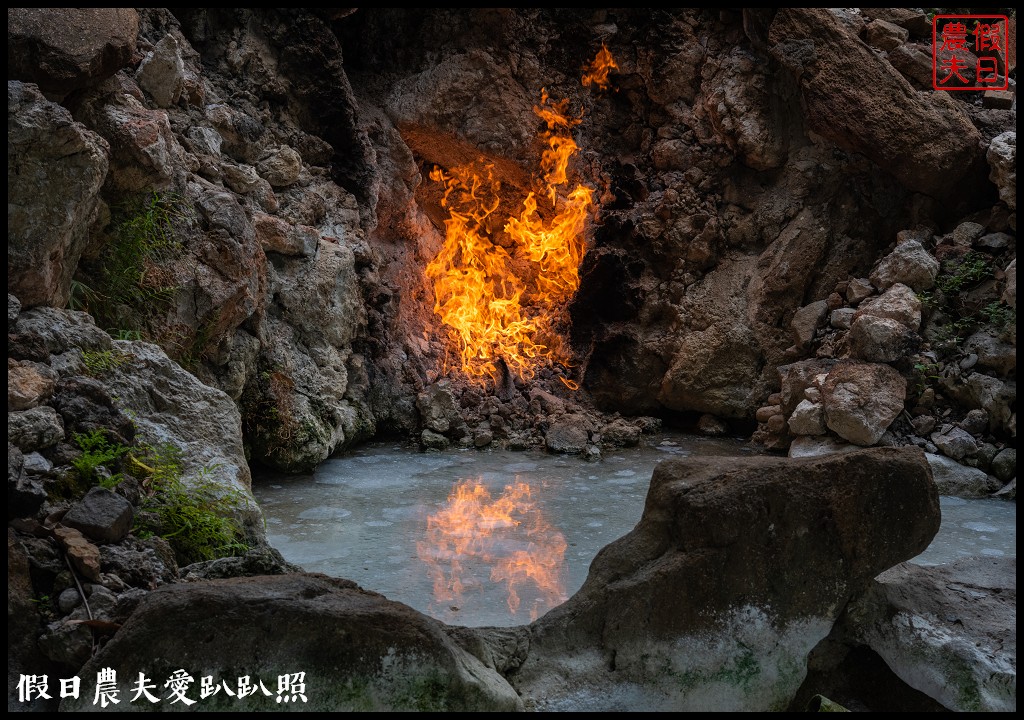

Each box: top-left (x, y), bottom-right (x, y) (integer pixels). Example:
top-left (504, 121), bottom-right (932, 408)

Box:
top-left (80, 348), bottom-right (131, 376)
top-left (107, 328), bottom-right (144, 341)
top-left (980, 301), bottom-right (1015, 330)
top-left (936, 251), bottom-right (992, 294)
top-left (72, 429), bottom-right (129, 487)
top-left (133, 443), bottom-right (249, 565)
top-left (85, 191), bottom-right (191, 333)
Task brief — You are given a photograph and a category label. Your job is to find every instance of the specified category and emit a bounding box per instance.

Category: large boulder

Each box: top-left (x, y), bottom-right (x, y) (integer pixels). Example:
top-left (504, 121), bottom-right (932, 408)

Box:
top-left (845, 557), bottom-right (1015, 712)
top-left (8, 82), bottom-right (109, 308)
top-left (508, 448), bottom-right (939, 711)
top-left (7, 8), bottom-right (138, 95)
top-left (769, 8), bottom-right (981, 198)
top-left (821, 361), bottom-right (906, 445)
top-left (60, 574), bottom-right (523, 712)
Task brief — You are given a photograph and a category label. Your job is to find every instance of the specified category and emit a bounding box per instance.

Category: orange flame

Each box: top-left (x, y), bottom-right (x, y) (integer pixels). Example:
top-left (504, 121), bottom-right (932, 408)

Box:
top-left (425, 49), bottom-right (619, 385)
top-left (582, 43), bottom-right (618, 91)
top-left (416, 479), bottom-right (567, 621)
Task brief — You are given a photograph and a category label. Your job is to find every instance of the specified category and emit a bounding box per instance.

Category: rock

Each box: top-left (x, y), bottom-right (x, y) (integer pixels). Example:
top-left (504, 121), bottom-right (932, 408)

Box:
top-left (769, 9), bottom-right (981, 198)
top-left (136, 33), bottom-right (186, 108)
top-left (545, 414), bottom-right (590, 454)
top-left (787, 435), bottom-right (860, 458)
top-left (421, 428), bottom-right (450, 450)
top-left (8, 294), bottom-right (20, 324)
top-left (846, 557), bottom-right (1015, 712)
top-left (511, 448), bottom-right (938, 711)
top-left (697, 414), bottom-right (728, 437)
top-left (777, 359), bottom-right (835, 417)
top-left (601, 418), bottom-right (641, 447)
top-left (99, 340), bottom-right (263, 541)
top-left (7, 8), bottom-right (138, 94)
top-left (822, 361), bottom-right (906, 446)
top-left (417, 382), bottom-right (461, 434)
top-left (864, 19), bottom-right (908, 51)
top-left (994, 478), bottom-right (1016, 499)
top-left (253, 213), bottom-right (319, 257)
top-left (869, 240), bottom-right (939, 292)
top-left (861, 8), bottom-right (931, 37)
top-left (887, 43), bottom-right (937, 87)
top-left (959, 409), bottom-right (989, 436)
top-left (976, 232), bottom-right (1012, 250)
top-left (911, 415), bottom-right (936, 436)
top-left (38, 619), bottom-right (93, 670)
top-left (941, 373), bottom-right (1016, 437)
top-left (925, 453), bottom-right (1002, 497)
top-left (221, 161), bottom-right (264, 194)
top-left (473, 428), bottom-right (493, 448)
top-left (61, 487), bottom-right (134, 544)
top-left (788, 399), bottom-right (826, 436)
top-left (179, 546), bottom-right (298, 580)
top-left (99, 538), bottom-right (178, 589)
top-left (57, 587), bottom-right (82, 614)
top-left (7, 359), bottom-right (56, 411)
top-left (756, 404), bottom-right (781, 423)
top-left (8, 443), bottom-right (48, 519)
top-left (1004, 259), bottom-right (1016, 310)
top-left (983, 90), bottom-right (1014, 110)
top-left (987, 131), bottom-right (1016, 211)
top-left (930, 426), bottom-right (979, 460)
top-left (7, 406), bottom-right (64, 452)
top-left (991, 448), bottom-right (1016, 483)
top-left (854, 283), bottom-right (922, 330)
top-left (53, 526), bottom-right (101, 581)
top-left (791, 300), bottom-right (829, 349)
top-left (61, 574), bottom-right (523, 711)
top-left (964, 332), bottom-right (1016, 377)
top-left (83, 96), bottom-right (180, 193)
top-left (187, 126), bottom-right (222, 156)
top-left (13, 306), bottom-right (111, 358)
top-left (8, 81), bottom-right (109, 308)
top-left (829, 307), bottom-right (855, 330)
top-left (766, 414), bottom-right (786, 434)
top-left (256, 145), bottom-right (303, 187)
top-left (845, 277), bottom-right (875, 304)
top-left (952, 222), bottom-right (986, 248)
top-left (848, 315), bottom-right (916, 363)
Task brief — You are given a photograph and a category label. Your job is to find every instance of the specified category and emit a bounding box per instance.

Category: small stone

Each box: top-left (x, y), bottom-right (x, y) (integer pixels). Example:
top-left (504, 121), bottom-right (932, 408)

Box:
top-left (930, 426), bottom-right (979, 460)
top-left (976, 232), bottom-right (1012, 250)
top-left (846, 278), bottom-right (875, 304)
top-left (830, 307), bottom-right (856, 330)
top-left (473, 428), bottom-right (493, 448)
top-left (788, 400), bottom-right (826, 436)
top-left (911, 415), bottom-right (936, 436)
top-left (57, 587), bottom-right (82, 614)
top-left (756, 405), bottom-right (781, 424)
top-left (420, 429), bottom-right (449, 451)
top-left (959, 409), bottom-right (989, 436)
top-left (62, 487), bottom-right (135, 544)
top-left (982, 90), bottom-right (1014, 109)
top-left (952, 222), bottom-right (986, 247)
top-left (926, 453), bottom-right (1002, 497)
top-left (991, 448), bottom-right (1016, 482)
top-left (697, 414), bottom-right (728, 437)
top-left (766, 414), bottom-right (787, 434)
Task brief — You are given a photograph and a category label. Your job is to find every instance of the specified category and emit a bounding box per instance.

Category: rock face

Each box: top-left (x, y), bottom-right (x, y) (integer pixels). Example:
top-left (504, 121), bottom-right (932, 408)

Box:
top-left (846, 557), bottom-right (1016, 712)
top-left (60, 574), bottom-right (523, 712)
top-left (769, 8), bottom-right (981, 197)
top-left (508, 448), bottom-right (939, 711)
top-left (7, 8), bottom-right (139, 94)
top-left (8, 82), bottom-right (109, 308)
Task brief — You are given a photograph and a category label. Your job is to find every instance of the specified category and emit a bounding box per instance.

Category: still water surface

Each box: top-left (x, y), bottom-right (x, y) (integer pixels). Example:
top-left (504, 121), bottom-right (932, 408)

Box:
top-left (253, 435), bottom-right (1015, 627)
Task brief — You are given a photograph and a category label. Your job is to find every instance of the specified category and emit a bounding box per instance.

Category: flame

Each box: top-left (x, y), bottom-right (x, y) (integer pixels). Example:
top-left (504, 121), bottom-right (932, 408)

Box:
top-left (416, 479), bottom-right (567, 621)
top-left (581, 42), bottom-right (618, 91)
top-left (425, 46), bottom-right (618, 386)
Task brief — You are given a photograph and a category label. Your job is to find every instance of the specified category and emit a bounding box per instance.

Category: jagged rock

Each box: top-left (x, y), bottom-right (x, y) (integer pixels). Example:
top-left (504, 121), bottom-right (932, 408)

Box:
top-left (788, 399), bottom-right (826, 436)
top-left (253, 212), bottom-right (318, 257)
top-left (421, 428), bottom-right (450, 450)
top-left (925, 453), bottom-right (1002, 497)
top-left (37, 619), bottom-right (93, 670)
top-left (179, 546), bottom-right (299, 580)
top-left (544, 414), bottom-right (590, 454)
top-left (61, 487), bottom-right (134, 544)
top-left (821, 361), bottom-right (905, 446)
top-left (53, 526), bottom-right (101, 581)
top-left (864, 19), bottom-right (908, 51)
top-left (991, 448), bottom-right (1016, 483)
top-left (829, 307), bottom-right (855, 330)
top-left (861, 8), bottom-right (931, 37)
top-left (61, 574), bottom-right (523, 711)
top-left (987, 131), bottom-right (1016, 211)
top-left (791, 300), bottom-right (829, 349)
top-left (994, 478), bottom-right (1016, 499)
top-left (964, 332), bottom-right (1016, 377)
top-left (8, 81), bottom-right (109, 308)
top-left (846, 557), bottom-right (1015, 712)
top-left (778, 359), bottom-right (836, 417)
top-left (12, 306), bottom-right (111, 359)
top-left (7, 8), bottom-right (138, 94)
top-left (848, 315), bottom-right (916, 363)
top-left (845, 277), bottom-right (875, 304)
top-left (769, 9), bottom-right (981, 198)
top-left (887, 43), bottom-right (935, 87)
top-left (7, 359), bottom-right (56, 411)
top-left (220, 160), bottom-right (264, 193)
top-left (187, 126), bottom-right (222, 156)
top-left (417, 382), bottom-right (462, 434)
top-left (136, 33), bottom-right (186, 108)
top-left (8, 443), bottom-right (47, 519)
top-left (869, 240), bottom-right (939, 292)
top-left (99, 537), bottom-right (178, 589)
top-left (256, 145), bottom-right (303, 187)
top-left (854, 282), bottom-right (921, 330)
top-left (510, 448), bottom-right (938, 711)
top-left (601, 418), bottom-right (641, 447)
top-left (959, 409), bottom-right (989, 436)
top-left (952, 221), bottom-right (986, 247)
top-left (7, 406), bottom-right (64, 452)
top-left (83, 95), bottom-right (181, 193)
top-left (930, 426), bottom-right (979, 460)
top-left (941, 373), bottom-right (1016, 437)
top-left (8, 294), bottom-right (20, 325)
